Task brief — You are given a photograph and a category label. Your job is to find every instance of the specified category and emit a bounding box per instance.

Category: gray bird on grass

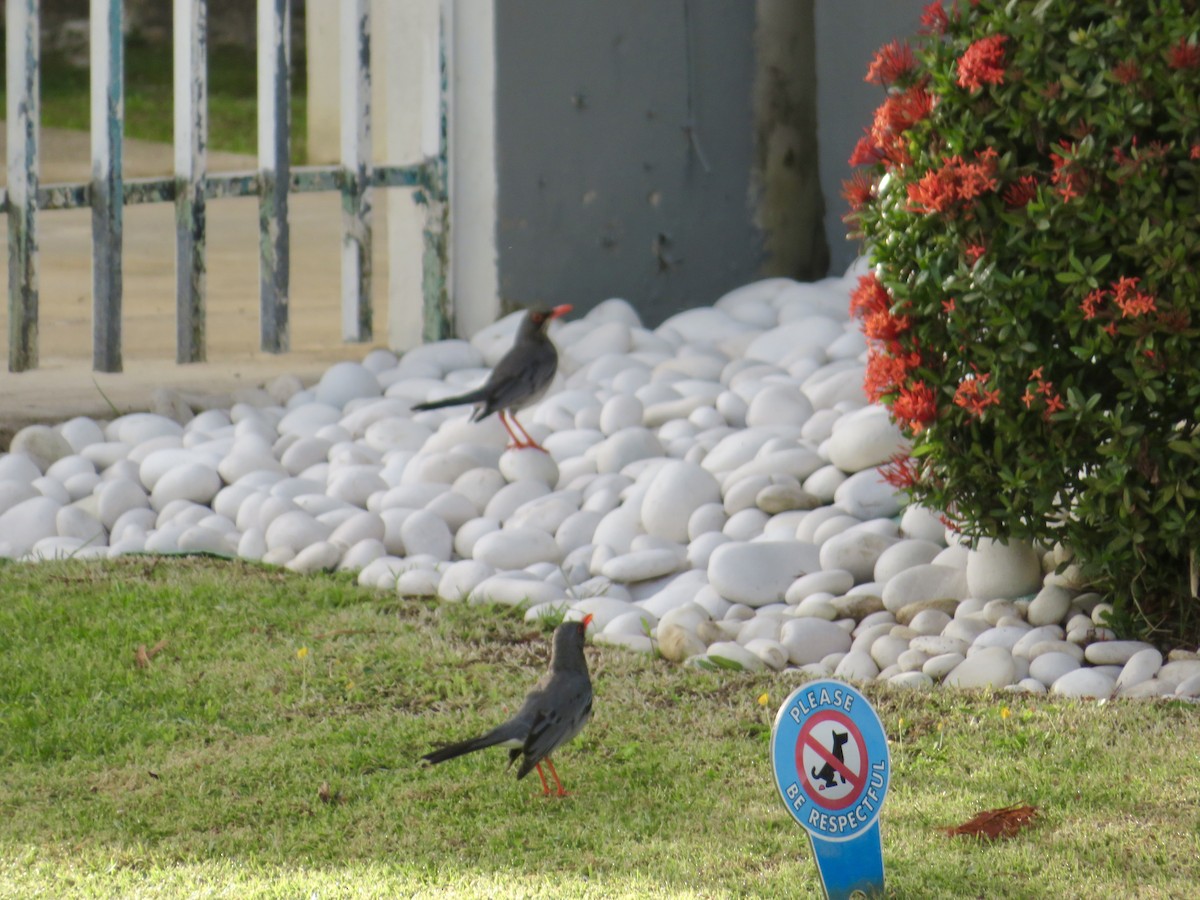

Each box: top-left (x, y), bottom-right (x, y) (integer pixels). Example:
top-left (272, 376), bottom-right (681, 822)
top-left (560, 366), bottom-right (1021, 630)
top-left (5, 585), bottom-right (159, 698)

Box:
top-left (420, 614), bottom-right (594, 796)
top-left (410, 304), bottom-right (572, 452)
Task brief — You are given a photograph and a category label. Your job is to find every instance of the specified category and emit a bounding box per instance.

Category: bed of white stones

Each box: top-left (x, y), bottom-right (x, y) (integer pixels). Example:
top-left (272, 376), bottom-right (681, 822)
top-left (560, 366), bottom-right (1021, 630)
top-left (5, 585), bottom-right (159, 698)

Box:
top-left (3, 264), bottom-right (1199, 700)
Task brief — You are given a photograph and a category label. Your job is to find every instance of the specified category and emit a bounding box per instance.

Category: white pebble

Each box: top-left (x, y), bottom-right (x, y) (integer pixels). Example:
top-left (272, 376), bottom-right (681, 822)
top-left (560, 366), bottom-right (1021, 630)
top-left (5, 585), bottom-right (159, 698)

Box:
top-left (945, 647), bottom-right (1017, 689)
top-left (601, 549), bottom-right (681, 583)
top-left (1084, 640), bottom-right (1158, 666)
top-left (472, 527), bottom-right (562, 569)
top-left (704, 641), bottom-right (766, 672)
top-left (923, 652), bottom-right (965, 680)
top-left (1029, 652), bottom-right (1080, 687)
top-left (965, 538), bottom-right (1043, 600)
top-left (833, 649), bottom-right (879, 682)
top-left (498, 448), bottom-right (560, 486)
top-left (1051, 668), bottom-right (1116, 698)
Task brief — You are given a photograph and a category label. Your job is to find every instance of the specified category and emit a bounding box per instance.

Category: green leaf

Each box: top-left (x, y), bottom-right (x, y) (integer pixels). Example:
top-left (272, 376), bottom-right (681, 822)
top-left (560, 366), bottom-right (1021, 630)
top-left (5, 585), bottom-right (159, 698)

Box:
top-left (1168, 441), bottom-right (1200, 460)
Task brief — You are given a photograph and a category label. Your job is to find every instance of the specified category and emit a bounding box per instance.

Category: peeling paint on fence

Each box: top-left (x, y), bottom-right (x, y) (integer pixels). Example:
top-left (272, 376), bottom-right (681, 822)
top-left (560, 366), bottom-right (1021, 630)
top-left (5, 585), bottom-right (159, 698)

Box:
top-left (91, 0), bottom-right (124, 373)
top-left (6, 0), bottom-right (39, 373)
top-left (420, 3), bottom-right (453, 344)
top-left (20, 167), bottom-right (424, 213)
top-left (340, 0), bottom-right (373, 343)
top-left (258, 0), bottom-right (291, 354)
top-left (174, 0), bottom-right (208, 363)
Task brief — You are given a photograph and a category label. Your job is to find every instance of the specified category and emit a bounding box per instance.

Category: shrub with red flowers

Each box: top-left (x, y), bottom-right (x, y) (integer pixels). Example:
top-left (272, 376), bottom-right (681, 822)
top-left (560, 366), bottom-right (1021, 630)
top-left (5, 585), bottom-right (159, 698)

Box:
top-left (846, 0), bottom-right (1200, 642)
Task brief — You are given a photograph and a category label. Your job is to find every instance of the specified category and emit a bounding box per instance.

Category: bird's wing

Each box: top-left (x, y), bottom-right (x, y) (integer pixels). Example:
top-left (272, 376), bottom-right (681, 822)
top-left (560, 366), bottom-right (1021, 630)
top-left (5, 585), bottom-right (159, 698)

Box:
top-left (476, 341), bottom-right (558, 417)
top-left (515, 673), bottom-right (593, 778)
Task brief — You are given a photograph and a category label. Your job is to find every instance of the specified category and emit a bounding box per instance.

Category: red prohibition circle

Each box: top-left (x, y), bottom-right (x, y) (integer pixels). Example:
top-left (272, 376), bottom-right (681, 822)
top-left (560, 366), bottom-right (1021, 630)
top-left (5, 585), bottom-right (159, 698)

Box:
top-left (794, 709), bottom-right (869, 812)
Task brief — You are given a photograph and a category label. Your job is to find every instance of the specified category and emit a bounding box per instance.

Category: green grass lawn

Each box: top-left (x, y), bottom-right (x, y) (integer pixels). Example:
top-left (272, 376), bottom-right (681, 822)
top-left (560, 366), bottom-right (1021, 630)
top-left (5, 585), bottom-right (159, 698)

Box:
top-left (0, 36), bottom-right (307, 161)
top-left (0, 558), bottom-right (1197, 898)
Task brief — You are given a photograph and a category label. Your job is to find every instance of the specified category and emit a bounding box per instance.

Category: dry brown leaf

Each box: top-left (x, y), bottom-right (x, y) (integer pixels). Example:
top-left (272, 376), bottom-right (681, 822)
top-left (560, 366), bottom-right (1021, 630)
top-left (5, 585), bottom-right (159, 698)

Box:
top-left (318, 782), bottom-right (333, 804)
top-left (944, 804), bottom-right (1039, 841)
top-left (135, 639), bottom-right (168, 669)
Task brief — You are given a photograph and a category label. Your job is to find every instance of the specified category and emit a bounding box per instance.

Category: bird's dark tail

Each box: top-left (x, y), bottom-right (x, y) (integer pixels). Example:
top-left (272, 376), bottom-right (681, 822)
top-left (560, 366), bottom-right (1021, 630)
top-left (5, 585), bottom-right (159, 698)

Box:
top-left (421, 721), bottom-right (523, 765)
top-left (411, 387), bottom-right (488, 413)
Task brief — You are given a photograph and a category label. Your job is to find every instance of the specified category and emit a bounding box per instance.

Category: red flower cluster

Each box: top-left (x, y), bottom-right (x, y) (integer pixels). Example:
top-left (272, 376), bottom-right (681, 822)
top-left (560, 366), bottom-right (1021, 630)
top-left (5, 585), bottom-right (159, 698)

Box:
top-left (849, 133), bottom-right (885, 167)
top-left (850, 273), bottom-right (891, 320)
top-left (879, 453), bottom-right (922, 490)
top-left (1111, 59), bottom-right (1141, 84)
top-left (864, 309), bottom-right (913, 342)
top-left (892, 381), bottom-right (938, 433)
top-left (1022, 368), bottom-right (1065, 421)
top-left (1002, 175), bottom-right (1038, 208)
top-left (1078, 277), bottom-right (1158, 322)
top-left (854, 273), bottom-right (914, 344)
top-left (964, 243), bottom-right (987, 264)
top-left (952, 373), bottom-right (1001, 419)
top-left (865, 348), bottom-right (917, 403)
top-left (1112, 138), bottom-right (1171, 183)
top-left (856, 273), bottom-right (926, 408)
top-left (866, 40), bottom-right (916, 85)
top-left (919, 1), bottom-right (950, 36)
top-left (1168, 37), bottom-right (1200, 70)
top-left (841, 170), bottom-right (876, 224)
top-left (957, 35), bottom-right (1008, 91)
top-left (907, 149), bottom-right (999, 214)
top-left (1080, 288), bottom-right (1106, 320)
top-left (861, 86), bottom-right (935, 168)
top-left (1112, 276), bottom-right (1157, 317)
top-left (1050, 140), bottom-right (1088, 201)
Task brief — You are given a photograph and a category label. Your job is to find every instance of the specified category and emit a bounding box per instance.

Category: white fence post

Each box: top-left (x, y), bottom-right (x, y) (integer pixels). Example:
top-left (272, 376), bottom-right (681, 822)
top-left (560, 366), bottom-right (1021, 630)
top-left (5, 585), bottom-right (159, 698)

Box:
top-left (175, 0), bottom-right (208, 363)
top-left (420, 0), bottom-right (452, 342)
top-left (91, 0), bottom-right (124, 373)
top-left (6, 0), bottom-right (39, 372)
top-left (258, 0), bottom-right (291, 353)
top-left (341, 0), bottom-right (373, 342)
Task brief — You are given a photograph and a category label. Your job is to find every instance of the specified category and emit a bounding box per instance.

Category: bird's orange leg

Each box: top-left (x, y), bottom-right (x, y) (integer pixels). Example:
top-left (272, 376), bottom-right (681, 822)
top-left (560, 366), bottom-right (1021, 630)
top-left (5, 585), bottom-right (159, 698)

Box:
top-left (544, 757), bottom-right (569, 797)
top-left (509, 412), bottom-right (547, 453)
top-left (533, 762), bottom-right (552, 796)
top-left (498, 410), bottom-right (533, 450)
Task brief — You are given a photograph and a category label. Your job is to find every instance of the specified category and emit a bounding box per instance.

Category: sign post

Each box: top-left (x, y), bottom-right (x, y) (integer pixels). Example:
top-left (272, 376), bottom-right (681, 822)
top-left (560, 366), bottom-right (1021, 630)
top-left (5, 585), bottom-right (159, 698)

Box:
top-left (770, 679), bottom-right (890, 899)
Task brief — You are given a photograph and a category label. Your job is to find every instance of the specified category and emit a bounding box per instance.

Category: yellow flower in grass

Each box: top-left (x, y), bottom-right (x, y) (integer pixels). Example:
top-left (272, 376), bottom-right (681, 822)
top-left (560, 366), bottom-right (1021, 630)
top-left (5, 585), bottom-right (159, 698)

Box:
top-left (296, 646), bottom-right (309, 661)
top-left (1000, 706), bottom-right (1012, 720)
top-left (757, 692), bottom-right (770, 707)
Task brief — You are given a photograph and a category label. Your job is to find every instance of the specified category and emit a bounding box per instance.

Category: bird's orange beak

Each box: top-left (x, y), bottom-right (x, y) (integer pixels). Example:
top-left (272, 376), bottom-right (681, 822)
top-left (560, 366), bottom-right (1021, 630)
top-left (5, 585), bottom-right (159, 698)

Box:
top-left (581, 613), bottom-right (594, 630)
top-left (549, 304), bottom-right (573, 319)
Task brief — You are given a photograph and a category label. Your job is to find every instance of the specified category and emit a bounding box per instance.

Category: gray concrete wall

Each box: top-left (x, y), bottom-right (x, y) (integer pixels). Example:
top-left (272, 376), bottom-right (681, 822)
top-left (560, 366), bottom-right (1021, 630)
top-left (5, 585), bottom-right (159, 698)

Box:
top-left (814, 0), bottom-right (927, 274)
top-left (496, 0), bottom-right (820, 325)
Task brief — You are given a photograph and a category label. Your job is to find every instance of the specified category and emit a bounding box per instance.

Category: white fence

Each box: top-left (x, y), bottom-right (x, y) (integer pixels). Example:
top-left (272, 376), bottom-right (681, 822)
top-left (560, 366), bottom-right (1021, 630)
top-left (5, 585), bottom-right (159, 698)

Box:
top-left (2, 0), bottom-right (450, 373)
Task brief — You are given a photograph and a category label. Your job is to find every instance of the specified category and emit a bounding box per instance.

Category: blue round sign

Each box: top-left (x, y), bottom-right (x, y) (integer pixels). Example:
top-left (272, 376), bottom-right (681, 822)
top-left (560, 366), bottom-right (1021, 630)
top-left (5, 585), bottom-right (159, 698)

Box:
top-left (771, 679), bottom-right (890, 842)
